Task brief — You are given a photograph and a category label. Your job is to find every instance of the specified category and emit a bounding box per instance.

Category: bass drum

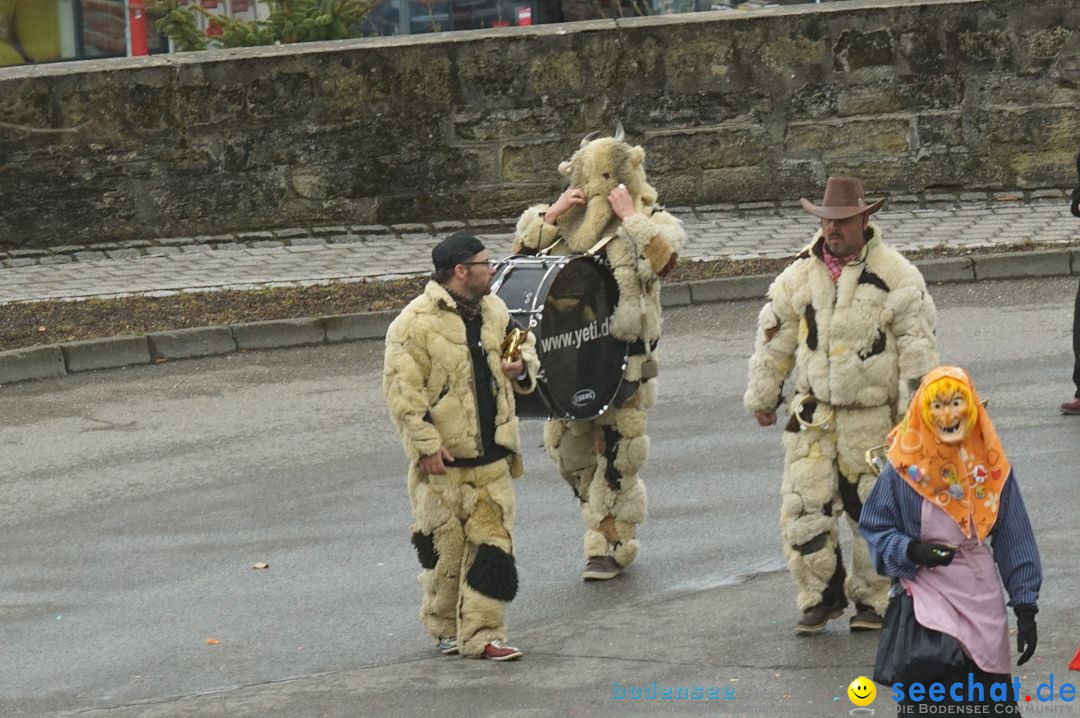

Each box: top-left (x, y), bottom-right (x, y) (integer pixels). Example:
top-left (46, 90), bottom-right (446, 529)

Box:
top-left (493, 254), bottom-right (628, 420)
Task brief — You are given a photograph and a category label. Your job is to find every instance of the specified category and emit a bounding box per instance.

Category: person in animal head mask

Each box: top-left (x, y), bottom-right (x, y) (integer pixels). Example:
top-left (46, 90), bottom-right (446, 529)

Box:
top-left (860, 366), bottom-right (1041, 710)
top-left (744, 177), bottom-right (939, 634)
top-left (512, 125), bottom-right (686, 580)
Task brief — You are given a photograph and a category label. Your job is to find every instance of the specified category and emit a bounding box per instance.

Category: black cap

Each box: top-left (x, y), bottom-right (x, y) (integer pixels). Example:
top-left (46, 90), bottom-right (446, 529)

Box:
top-left (432, 231), bottom-right (486, 270)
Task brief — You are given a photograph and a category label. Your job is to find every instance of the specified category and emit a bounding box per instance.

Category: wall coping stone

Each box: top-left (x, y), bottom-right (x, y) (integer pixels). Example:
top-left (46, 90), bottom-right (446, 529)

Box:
top-left (1, 0), bottom-right (984, 83)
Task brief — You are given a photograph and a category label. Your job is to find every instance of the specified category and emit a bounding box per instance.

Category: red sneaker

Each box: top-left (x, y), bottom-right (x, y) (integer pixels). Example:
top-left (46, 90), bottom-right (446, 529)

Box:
top-left (482, 639), bottom-right (523, 661)
top-left (1062, 398), bottom-right (1080, 415)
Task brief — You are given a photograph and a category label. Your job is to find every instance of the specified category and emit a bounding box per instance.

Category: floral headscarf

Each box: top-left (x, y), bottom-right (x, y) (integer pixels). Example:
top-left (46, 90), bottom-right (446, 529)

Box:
top-left (886, 366), bottom-right (1011, 541)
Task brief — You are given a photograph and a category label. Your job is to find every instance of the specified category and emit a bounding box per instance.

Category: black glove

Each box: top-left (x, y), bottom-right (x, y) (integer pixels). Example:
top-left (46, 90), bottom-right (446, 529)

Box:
top-left (1015, 604), bottom-right (1038, 666)
top-left (906, 540), bottom-right (957, 567)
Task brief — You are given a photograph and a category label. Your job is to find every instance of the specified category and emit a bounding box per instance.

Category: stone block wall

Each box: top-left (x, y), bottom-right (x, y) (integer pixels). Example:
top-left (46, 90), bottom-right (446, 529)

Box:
top-left (1, 0), bottom-right (1079, 247)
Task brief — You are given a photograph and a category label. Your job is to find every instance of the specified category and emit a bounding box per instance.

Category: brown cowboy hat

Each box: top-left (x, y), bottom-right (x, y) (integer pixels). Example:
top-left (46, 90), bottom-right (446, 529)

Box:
top-left (799, 177), bottom-right (885, 220)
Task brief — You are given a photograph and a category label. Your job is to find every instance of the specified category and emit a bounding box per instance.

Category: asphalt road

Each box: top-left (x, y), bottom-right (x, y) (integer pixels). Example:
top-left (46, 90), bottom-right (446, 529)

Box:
top-left (2, 277), bottom-right (1078, 718)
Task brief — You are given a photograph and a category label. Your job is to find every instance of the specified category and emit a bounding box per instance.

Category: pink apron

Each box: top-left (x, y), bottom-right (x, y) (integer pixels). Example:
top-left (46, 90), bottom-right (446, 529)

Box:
top-left (901, 499), bottom-right (1011, 674)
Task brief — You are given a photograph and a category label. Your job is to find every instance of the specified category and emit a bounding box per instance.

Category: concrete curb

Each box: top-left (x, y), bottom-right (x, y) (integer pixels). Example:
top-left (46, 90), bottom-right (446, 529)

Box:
top-left (913, 256), bottom-right (975, 284)
top-left (0, 309), bottom-right (402, 387)
top-left (0, 345), bottom-right (67, 384)
top-left (2, 250), bottom-right (1077, 387)
top-left (321, 313), bottom-right (395, 343)
top-left (687, 275), bottom-right (774, 303)
top-left (233, 319), bottom-right (325, 350)
top-left (61, 335), bottom-right (151, 373)
top-left (148, 327), bottom-right (237, 361)
top-left (972, 248), bottom-right (1072, 281)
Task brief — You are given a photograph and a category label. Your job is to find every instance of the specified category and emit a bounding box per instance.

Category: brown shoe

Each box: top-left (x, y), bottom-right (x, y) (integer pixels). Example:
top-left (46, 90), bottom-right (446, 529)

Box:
top-left (1062, 398), bottom-right (1080, 415)
top-left (795, 602), bottom-right (845, 635)
top-left (849, 603), bottom-right (883, 632)
top-left (582, 555), bottom-right (624, 581)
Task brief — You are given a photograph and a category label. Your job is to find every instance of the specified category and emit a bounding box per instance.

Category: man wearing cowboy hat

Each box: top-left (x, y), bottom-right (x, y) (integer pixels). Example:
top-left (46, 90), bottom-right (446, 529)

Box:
top-left (744, 177), bottom-right (939, 635)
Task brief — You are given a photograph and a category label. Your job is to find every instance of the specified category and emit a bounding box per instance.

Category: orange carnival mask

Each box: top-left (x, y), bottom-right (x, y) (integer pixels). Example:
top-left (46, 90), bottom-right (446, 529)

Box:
top-left (920, 375), bottom-right (977, 445)
top-left (886, 366), bottom-right (1011, 541)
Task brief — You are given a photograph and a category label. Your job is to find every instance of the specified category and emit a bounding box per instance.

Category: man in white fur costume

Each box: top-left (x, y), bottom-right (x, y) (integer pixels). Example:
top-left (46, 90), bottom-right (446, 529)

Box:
top-left (512, 126), bottom-right (686, 580)
top-left (744, 177), bottom-right (938, 634)
top-left (383, 232), bottom-right (540, 660)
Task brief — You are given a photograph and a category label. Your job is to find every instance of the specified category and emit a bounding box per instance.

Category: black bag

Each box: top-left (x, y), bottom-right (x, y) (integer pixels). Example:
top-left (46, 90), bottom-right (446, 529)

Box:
top-left (873, 589), bottom-right (969, 686)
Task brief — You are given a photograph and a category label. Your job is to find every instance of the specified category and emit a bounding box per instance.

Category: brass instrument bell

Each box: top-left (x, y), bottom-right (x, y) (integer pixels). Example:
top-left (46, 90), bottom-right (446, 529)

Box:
top-left (501, 327), bottom-right (527, 361)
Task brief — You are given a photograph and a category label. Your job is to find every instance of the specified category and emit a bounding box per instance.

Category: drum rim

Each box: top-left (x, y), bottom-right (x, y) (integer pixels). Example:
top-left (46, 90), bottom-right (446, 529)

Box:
top-left (493, 253), bottom-right (629, 420)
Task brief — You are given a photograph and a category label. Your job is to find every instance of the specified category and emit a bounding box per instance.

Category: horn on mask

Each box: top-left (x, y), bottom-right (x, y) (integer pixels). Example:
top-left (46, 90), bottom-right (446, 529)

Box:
top-left (580, 131), bottom-right (600, 149)
top-left (612, 120), bottom-right (625, 143)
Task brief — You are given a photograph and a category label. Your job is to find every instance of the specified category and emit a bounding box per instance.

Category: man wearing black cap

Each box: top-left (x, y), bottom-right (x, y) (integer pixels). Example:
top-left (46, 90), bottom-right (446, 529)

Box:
top-left (383, 231), bottom-right (539, 661)
top-left (744, 177), bottom-right (939, 635)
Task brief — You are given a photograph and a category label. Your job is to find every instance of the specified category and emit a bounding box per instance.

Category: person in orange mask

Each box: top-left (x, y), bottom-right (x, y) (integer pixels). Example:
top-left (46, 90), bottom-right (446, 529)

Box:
top-left (860, 366), bottom-right (1041, 710)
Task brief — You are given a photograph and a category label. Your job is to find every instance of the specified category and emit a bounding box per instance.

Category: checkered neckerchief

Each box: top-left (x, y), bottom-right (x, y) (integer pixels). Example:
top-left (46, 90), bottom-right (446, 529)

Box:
top-left (821, 245), bottom-right (852, 283)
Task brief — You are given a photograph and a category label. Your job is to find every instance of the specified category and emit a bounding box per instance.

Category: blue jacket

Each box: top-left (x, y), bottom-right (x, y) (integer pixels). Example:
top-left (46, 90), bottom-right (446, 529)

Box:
top-left (859, 464), bottom-right (1041, 607)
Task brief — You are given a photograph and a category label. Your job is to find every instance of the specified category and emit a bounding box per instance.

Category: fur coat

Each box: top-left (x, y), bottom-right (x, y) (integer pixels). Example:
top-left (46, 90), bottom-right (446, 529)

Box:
top-left (383, 281), bottom-right (539, 477)
top-left (744, 225), bottom-right (938, 414)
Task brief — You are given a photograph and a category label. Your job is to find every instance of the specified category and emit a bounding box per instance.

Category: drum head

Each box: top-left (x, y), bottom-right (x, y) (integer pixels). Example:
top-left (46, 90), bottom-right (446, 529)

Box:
top-left (535, 257), bottom-right (626, 419)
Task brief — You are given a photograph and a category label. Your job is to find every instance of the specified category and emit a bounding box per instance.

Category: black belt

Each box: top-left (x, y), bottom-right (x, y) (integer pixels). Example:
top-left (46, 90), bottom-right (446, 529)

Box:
top-left (451, 445), bottom-right (512, 468)
top-left (627, 338), bottom-right (659, 356)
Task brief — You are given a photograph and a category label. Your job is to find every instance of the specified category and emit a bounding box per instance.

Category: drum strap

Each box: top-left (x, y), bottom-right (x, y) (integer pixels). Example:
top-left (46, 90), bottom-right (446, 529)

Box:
top-left (540, 234), bottom-right (615, 257)
top-left (637, 292), bottom-right (658, 379)
top-left (585, 234), bottom-right (617, 256)
top-left (611, 380), bottom-right (640, 410)
top-left (537, 237), bottom-right (563, 256)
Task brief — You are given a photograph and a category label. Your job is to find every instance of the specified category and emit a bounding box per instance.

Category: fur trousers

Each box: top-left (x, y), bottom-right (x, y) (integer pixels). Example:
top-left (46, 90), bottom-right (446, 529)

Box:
top-left (544, 384), bottom-right (653, 567)
top-left (780, 400), bottom-right (892, 616)
top-left (407, 459), bottom-right (517, 656)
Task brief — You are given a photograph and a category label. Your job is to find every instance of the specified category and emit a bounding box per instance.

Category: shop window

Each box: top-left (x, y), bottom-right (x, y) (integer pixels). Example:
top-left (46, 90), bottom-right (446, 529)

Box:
top-left (79, 0), bottom-right (127, 57)
top-left (358, 0), bottom-right (543, 35)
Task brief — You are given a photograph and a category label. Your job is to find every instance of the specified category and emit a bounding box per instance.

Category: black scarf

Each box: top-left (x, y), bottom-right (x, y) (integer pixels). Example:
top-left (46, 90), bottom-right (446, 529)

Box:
top-left (446, 287), bottom-right (481, 321)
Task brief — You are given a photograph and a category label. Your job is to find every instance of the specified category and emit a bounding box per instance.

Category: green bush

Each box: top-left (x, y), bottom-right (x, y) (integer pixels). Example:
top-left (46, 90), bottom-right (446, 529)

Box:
top-left (150, 0), bottom-right (375, 51)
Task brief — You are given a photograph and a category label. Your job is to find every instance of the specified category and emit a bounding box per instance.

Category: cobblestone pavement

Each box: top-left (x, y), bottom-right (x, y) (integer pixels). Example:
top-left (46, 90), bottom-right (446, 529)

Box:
top-left (2, 191), bottom-right (1078, 304)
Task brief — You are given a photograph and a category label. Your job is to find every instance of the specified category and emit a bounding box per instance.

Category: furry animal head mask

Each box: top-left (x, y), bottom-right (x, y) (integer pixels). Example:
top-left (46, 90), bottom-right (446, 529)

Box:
top-left (558, 122), bottom-right (656, 207)
top-left (554, 123), bottom-right (659, 252)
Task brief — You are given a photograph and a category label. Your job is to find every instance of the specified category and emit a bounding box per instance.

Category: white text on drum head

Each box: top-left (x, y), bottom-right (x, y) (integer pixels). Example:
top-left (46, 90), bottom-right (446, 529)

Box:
top-left (539, 315), bottom-right (616, 353)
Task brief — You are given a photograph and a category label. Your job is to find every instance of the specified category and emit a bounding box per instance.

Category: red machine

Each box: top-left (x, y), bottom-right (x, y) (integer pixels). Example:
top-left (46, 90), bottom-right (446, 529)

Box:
top-left (128, 0), bottom-right (148, 56)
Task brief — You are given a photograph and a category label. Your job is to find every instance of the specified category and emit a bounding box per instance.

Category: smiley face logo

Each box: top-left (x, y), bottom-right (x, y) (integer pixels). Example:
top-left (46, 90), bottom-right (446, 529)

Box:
top-left (847, 676), bottom-right (876, 706)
